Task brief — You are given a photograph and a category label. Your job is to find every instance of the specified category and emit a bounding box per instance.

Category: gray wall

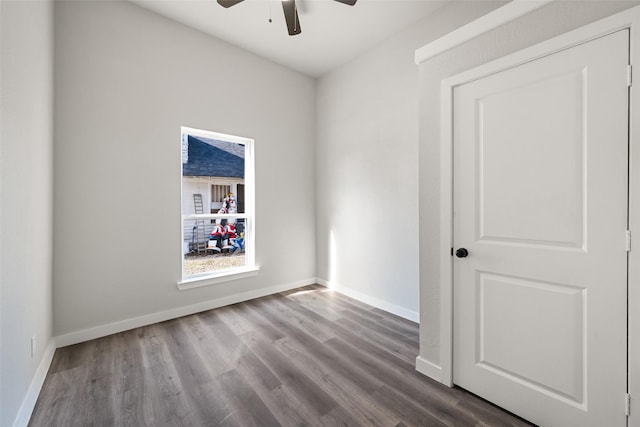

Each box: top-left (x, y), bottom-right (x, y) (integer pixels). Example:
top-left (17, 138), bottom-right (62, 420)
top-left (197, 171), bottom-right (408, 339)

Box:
top-left (417, 0), bottom-right (639, 372)
top-left (315, 1), bottom-right (506, 320)
top-left (53, 1), bottom-right (316, 337)
top-left (0, 1), bottom-right (54, 425)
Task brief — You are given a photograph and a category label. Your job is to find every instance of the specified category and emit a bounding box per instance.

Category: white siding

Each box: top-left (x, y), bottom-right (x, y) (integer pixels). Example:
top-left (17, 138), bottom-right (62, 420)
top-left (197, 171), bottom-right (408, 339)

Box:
top-left (182, 176), bottom-right (243, 246)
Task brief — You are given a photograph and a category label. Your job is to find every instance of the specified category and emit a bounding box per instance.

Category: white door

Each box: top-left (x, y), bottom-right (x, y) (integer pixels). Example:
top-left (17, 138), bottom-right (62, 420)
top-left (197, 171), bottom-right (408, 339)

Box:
top-left (453, 30), bottom-right (629, 426)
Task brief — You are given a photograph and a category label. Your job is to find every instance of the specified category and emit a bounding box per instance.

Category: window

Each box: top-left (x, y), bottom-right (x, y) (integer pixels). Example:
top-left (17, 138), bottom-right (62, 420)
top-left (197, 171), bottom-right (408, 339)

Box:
top-left (179, 127), bottom-right (256, 288)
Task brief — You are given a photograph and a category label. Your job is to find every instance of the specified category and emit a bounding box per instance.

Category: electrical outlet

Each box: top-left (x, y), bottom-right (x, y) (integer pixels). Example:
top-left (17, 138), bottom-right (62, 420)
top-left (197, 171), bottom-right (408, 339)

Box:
top-left (31, 335), bottom-right (36, 358)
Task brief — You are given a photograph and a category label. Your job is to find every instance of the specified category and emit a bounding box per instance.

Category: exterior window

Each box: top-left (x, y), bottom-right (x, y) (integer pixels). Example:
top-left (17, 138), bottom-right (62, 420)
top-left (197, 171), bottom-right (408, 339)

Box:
top-left (181, 127), bottom-right (255, 285)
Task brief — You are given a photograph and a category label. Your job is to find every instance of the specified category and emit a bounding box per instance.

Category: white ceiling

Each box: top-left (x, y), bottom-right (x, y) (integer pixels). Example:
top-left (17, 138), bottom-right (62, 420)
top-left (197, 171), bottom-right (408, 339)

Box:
top-left (130, 0), bottom-right (449, 77)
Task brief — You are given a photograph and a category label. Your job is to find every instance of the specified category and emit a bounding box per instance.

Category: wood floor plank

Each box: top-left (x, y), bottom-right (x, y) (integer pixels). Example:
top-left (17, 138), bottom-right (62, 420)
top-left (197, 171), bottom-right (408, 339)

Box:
top-left (277, 293), bottom-right (421, 375)
top-left (321, 404), bottom-right (375, 427)
top-left (109, 330), bottom-right (146, 426)
top-left (195, 308), bottom-right (267, 368)
top-left (29, 285), bottom-right (535, 427)
top-left (215, 303), bottom-right (257, 336)
top-left (160, 320), bottom-right (234, 424)
top-left (254, 296), bottom-right (389, 398)
top-left (136, 324), bottom-right (196, 426)
top-left (225, 301), bottom-right (287, 342)
top-left (371, 384), bottom-right (449, 427)
top-left (273, 336), bottom-right (400, 426)
top-left (233, 344), bottom-right (282, 392)
top-left (453, 388), bottom-right (533, 427)
top-left (177, 313), bottom-right (234, 377)
top-left (229, 338), bottom-right (325, 426)
top-left (254, 293), bottom-right (495, 426)
top-left (310, 286), bottom-right (384, 314)
top-left (53, 338), bottom-right (117, 426)
top-left (239, 330), bottom-right (339, 417)
top-left (370, 306), bottom-right (419, 329)
top-left (29, 366), bottom-right (85, 426)
top-left (313, 289), bottom-right (420, 349)
top-left (283, 288), bottom-right (345, 322)
top-left (47, 340), bottom-right (95, 374)
top-left (265, 295), bottom-right (338, 342)
top-left (324, 336), bottom-right (480, 425)
top-left (231, 349), bottom-right (327, 427)
top-left (264, 384), bottom-right (327, 427)
top-left (273, 333), bottom-right (383, 396)
top-left (340, 308), bottom-right (419, 347)
top-left (335, 316), bottom-right (417, 365)
top-left (216, 369), bottom-right (282, 427)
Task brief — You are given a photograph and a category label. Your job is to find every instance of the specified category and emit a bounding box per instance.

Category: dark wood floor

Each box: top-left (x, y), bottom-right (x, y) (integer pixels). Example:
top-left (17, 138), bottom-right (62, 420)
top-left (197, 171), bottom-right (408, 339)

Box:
top-left (29, 284), bottom-right (533, 426)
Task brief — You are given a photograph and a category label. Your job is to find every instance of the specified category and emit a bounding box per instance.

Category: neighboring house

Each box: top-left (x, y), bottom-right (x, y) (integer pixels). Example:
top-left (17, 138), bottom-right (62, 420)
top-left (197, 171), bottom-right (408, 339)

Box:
top-left (182, 135), bottom-right (245, 251)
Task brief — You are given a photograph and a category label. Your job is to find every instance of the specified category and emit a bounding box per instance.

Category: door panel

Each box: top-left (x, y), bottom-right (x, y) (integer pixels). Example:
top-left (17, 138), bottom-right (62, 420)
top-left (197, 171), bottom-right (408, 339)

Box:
top-left (453, 30), bottom-right (629, 426)
top-left (478, 69), bottom-right (585, 248)
top-left (477, 272), bottom-right (585, 402)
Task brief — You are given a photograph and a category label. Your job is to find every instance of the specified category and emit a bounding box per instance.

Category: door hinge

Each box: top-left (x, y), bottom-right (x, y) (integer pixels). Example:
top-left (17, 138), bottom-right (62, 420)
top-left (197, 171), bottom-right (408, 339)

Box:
top-left (626, 393), bottom-right (631, 416)
top-left (626, 230), bottom-right (632, 252)
top-left (628, 65), bottom-right (633, 87)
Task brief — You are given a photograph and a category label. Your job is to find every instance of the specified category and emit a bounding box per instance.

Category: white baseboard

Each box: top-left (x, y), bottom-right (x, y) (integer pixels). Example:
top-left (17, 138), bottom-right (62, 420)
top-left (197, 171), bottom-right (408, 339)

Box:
top-left (316, 277), bottom-right (419, 323)
top-left (55, 278), bottom-right (316, 348)
top-left (12, 338), bottom-right (56, 427)
top-left (415, 355), bottom-right (443, 382)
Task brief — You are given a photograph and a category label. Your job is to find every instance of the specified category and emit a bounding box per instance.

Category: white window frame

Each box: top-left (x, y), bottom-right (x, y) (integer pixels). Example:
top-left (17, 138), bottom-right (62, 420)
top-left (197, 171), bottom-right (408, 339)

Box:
top-left (178, 126), bottom-right (258, 290)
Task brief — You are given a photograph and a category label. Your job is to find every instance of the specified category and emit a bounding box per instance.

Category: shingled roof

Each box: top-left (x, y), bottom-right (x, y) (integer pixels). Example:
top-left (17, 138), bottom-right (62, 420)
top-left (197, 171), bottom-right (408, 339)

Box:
top-left (183, 135), bottom-right (245, 178)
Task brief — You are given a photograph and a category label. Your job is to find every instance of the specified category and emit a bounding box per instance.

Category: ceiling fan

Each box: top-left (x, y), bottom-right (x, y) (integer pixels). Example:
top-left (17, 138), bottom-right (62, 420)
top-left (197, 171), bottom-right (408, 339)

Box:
top-left (217, 0), bottom-right (357, 36)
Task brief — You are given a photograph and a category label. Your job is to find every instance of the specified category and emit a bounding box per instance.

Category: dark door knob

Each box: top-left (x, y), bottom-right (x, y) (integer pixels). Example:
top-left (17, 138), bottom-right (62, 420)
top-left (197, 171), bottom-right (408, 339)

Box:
top-left (455, 248), bottom-right (469, 258)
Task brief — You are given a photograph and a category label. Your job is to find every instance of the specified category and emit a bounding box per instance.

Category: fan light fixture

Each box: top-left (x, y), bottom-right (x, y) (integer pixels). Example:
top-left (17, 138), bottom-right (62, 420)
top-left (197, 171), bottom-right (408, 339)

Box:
top-left (217, 0), bottom-right (357, 36)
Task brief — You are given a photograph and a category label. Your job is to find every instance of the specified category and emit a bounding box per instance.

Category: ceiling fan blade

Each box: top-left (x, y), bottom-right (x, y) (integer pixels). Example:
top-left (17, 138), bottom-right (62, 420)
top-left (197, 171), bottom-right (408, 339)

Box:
top-left (333, 0), bottom-right (357, 5)
top-left (282, 0), bottom-right (301, 36)
top-left (217, 0), bottom-right (244, 8)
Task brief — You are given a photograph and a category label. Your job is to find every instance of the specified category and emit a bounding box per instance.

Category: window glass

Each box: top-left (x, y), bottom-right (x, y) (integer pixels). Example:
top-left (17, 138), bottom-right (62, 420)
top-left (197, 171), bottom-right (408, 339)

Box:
top-left (181, 127), bottom-right (254, 280)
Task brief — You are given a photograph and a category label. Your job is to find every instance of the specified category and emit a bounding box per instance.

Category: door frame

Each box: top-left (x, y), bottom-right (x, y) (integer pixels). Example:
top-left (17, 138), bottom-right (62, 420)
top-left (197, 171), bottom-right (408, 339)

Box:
top-left (437, 6), bottom-right (640, 425)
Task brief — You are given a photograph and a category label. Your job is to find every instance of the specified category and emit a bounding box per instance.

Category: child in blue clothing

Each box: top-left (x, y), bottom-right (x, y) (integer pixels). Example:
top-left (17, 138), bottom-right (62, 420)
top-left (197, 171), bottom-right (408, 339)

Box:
top-left (231, 232), bottom-right (244, 253)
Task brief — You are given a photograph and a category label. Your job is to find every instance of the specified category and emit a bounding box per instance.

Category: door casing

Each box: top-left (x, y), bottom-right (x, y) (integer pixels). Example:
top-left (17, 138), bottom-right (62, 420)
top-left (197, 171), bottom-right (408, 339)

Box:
top-left (437, 6), bottom-right (640, 427)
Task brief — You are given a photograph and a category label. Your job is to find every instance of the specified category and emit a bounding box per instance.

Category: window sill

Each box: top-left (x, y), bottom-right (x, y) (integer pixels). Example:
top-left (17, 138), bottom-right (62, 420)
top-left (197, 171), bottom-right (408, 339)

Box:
top-left (178, 266), bottom-right (259, 290)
